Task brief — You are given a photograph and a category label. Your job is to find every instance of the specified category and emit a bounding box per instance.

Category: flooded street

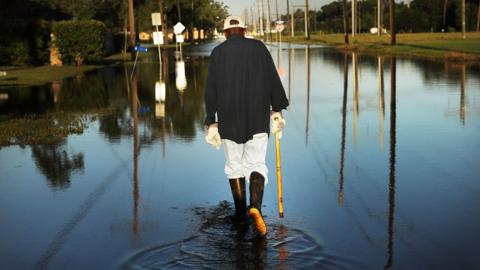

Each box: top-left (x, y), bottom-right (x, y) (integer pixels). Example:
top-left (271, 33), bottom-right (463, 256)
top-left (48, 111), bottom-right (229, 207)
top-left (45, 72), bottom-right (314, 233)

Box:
top-left (1, 43), bottom-right (480, 269)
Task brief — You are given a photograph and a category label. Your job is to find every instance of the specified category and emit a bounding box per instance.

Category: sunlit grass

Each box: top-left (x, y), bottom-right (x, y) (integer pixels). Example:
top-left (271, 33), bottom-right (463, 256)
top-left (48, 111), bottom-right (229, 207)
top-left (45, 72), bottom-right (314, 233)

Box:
top-left (277, 32), bottom-right (480, 60)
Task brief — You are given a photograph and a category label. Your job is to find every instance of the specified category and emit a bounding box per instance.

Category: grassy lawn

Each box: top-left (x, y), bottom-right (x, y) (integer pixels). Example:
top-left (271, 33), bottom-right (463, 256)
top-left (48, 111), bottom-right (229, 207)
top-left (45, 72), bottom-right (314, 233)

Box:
top-left (0, 65), bottom-right (101, 88)
top-left (278, 32), bottom-right (480, 60)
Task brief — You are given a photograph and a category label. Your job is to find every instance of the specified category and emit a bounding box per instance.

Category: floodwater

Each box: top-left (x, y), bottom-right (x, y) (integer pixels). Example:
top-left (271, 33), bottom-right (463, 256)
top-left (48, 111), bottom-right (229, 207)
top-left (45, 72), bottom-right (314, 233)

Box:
top-left (1, 42), bottom-right (479, 270)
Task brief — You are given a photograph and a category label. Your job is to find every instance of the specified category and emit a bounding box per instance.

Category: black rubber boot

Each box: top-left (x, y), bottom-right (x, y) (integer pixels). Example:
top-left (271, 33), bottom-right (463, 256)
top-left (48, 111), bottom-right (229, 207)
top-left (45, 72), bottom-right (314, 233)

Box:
top-left (248, 172), bottom-right (267, 236)
top-left (229, 177), bottom-right (247, 222)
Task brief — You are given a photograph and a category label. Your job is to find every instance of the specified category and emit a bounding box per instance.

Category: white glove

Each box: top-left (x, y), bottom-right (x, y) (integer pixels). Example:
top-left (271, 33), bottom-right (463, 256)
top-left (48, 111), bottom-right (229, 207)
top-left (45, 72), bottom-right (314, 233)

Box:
top-left (271, 112), bottom-right (286, 138)
top-left (205, 124), bottom-right (222, 149)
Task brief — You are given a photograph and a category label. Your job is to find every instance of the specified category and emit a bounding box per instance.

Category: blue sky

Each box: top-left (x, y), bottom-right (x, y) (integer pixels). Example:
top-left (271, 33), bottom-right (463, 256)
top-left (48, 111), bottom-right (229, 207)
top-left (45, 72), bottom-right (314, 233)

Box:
top-left (221, 0), bottom-right (409, 16)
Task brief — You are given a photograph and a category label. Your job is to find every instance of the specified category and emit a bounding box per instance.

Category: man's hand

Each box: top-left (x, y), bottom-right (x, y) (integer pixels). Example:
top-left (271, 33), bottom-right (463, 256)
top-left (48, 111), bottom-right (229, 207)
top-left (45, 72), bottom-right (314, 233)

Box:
top-left (205, 123), bottom-right (221, 149)
top-left (271, 112), bottom-right (286, 138)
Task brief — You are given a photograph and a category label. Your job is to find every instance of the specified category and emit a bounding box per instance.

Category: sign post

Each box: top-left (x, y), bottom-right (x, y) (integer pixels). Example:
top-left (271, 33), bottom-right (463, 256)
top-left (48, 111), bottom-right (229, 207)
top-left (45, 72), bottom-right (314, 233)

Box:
top-left (151, 13), bottom-right (163, 62)
top-left (173, 22), bottom-right (186, 58)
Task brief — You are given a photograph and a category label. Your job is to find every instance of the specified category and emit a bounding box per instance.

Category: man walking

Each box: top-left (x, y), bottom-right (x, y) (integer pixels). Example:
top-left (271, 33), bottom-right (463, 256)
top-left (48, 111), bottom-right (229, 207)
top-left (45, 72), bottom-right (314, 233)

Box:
top-left (204, 16), bottom-right (289, 236)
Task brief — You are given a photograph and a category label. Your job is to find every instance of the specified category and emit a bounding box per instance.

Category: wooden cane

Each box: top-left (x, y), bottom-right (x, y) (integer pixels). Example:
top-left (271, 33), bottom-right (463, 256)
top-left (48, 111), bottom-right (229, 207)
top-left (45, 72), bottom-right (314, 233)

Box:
top-left (275, 131), bottom-right (284, 218)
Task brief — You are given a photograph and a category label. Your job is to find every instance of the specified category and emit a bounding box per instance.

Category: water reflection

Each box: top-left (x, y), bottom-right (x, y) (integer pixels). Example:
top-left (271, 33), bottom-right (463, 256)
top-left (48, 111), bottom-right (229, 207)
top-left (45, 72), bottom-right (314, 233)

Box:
top-left (338, 52), bottom-right (349, 206)
top-left (460, 63), bottom-right (466, 125)
top-left (131, 72), bottom-right (140, 235)
top-left (386, 57), bottom-right (397, 269)
top-left (352, 52), bottom-right (359, 146)
top-left (305, 46), bottom-right (311, 145)
top-left (31, 141), bottom-right (84, 190)
top-left (378, 56), bottom-right (385, 149)
top-left (1, 44), bottom-right (480, 270)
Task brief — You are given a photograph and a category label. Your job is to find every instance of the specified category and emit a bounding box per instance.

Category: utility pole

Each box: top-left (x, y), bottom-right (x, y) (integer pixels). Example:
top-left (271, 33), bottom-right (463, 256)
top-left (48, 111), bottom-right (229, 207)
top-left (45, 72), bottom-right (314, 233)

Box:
top-left (252, 7), bottom-right (257, 35)
top-left (128, 0), bottom-right (135, 60)
top-left (190, 0), bottom-right (194, 44)
top-left (389, 0), bottom-right (396, 45)
top-left (286, 0), bottom-right (290, 34)
top-left (305, 0), bottom-right (310, 39)
top-left (260, 0), bottom-right (265, 36)
top-left (267, 0), bottom-right (272, 41)
top-left (443, 0), bottom-right (448, 30)
top-left (477, 0), bottom-right (480, 32)
top-left (352, 0), bottom-right (356, 37)
top-left (342, 0), bottom-right (349, 44)
top-left (160, 0), bottom-right (167, 47)
top-left (291, 5), bottom-right (294, 37)
top-left (462, 0), bottom-right (466, 39)
top-left (276, 0), bottom-right (279, 21)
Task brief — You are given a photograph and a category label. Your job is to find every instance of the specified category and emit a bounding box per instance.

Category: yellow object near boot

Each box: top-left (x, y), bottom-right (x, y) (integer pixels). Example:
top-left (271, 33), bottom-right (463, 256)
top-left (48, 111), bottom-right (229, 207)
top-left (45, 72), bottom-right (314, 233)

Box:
top-left (249, 208), bottom-right (267, 236)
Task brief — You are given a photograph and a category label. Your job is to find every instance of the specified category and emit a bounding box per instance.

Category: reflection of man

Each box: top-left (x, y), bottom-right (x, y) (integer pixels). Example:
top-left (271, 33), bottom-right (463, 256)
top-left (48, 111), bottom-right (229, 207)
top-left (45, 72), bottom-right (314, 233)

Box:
top-left (204, 16), bottom-right (289, 236)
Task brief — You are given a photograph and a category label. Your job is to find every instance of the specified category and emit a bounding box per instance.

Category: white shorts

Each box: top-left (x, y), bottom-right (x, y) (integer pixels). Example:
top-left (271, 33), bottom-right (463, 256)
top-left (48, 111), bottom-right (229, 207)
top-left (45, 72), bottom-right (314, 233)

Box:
top-left (222, 133), bottom-right (269, 185)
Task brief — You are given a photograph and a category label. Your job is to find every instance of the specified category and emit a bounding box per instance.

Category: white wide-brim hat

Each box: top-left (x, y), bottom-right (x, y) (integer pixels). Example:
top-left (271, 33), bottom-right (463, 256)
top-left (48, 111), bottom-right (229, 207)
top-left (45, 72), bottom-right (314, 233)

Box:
top-left (223, 15), bottom-right (246, 31)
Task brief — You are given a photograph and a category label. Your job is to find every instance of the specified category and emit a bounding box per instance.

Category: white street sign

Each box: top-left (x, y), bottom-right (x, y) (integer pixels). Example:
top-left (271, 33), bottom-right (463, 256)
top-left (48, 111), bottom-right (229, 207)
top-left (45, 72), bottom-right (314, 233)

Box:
top-left (151, 13), bottom-right (162, 26)
top-left (153, 31), bottom-right (164, 45)
top-left (176, 34), bottom-right (184, 43)
top-left (173, 22), bottom-right (186, 35)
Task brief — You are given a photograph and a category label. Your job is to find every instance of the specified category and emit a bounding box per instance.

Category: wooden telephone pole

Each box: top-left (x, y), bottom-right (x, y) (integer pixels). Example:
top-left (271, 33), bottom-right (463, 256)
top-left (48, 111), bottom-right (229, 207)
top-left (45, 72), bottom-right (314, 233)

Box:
top-left (128, 0), bottom-right (135, 59)
top-left (389, 0), bottom-right (396, 45)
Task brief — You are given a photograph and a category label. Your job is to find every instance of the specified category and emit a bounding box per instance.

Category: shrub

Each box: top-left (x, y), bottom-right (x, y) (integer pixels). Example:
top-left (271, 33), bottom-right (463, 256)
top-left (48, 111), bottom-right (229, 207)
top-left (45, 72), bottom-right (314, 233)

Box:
top-left (52, 20), bottom-right (106, 65)
top-left (0, 19), bottom-right (51, 66)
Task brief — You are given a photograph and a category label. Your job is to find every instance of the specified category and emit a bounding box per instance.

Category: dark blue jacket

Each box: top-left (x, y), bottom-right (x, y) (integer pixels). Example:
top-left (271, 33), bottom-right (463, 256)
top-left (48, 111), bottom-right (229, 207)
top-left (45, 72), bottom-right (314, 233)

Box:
top-left (204, 35), bottom-right (289, 144)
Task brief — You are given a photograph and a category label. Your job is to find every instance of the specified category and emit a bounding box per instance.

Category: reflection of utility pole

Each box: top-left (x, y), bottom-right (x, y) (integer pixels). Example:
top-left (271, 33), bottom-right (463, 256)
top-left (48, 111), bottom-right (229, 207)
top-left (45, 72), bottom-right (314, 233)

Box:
top-left (385, 56), bottom-right (397, 270)
top-left (131, 73), bottom-right (140, 235)
top-left (128, 0), bottom-right (136, 60)
top-left (305, 46), bottom-right (311, 145)
top-left (339, 52), bottom-right (349, 207)
top-left (352, 52), bottom-right (359, 146)
top-left (460, 63), bottom-right (466, 125)
top-left (378, 56), bottom-right (385, 149)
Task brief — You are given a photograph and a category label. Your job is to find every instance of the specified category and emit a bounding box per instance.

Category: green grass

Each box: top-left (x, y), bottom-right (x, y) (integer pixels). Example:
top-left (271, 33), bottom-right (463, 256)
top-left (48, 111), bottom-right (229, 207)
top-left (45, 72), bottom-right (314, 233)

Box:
top-left (0, 65), bottom-right (100, 87)
top-left (277, 32), bottom-right (480, 60)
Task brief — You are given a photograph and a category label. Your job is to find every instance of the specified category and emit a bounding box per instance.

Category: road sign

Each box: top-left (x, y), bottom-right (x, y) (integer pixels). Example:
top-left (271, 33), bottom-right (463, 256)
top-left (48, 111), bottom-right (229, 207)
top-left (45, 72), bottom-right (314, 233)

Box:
top-left (275, 21), bottom-right (285, 32)
top-left (153, 31), bottom-right (164, 45)
top-left (151, 13), bottom-right (162, 26)
top-left (134, 45), bottom-right (148, 53)
top-left (176, 34), bottom-right (184, 43)
top-left (173, 22), bottom-right (186, 35)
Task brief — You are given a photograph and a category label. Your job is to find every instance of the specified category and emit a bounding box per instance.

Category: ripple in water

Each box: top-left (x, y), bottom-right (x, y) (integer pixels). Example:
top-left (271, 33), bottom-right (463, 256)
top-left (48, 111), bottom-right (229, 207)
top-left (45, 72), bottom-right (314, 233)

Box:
top-left (122, 201), bottom-right (355, 269)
